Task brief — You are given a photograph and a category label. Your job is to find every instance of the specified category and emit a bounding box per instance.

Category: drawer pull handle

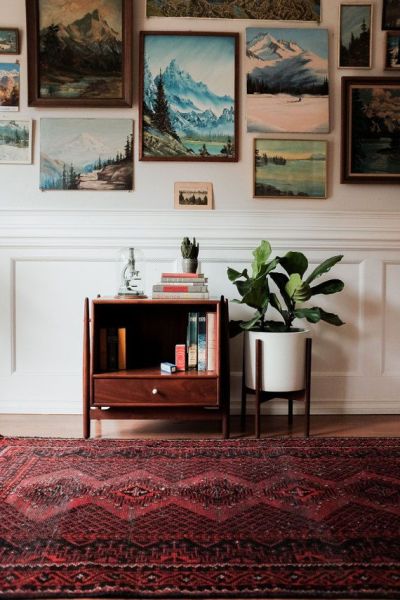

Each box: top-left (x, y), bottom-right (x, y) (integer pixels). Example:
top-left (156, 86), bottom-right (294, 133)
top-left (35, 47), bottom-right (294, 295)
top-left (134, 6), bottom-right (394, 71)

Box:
top-left (152, 388), bottom-right (158, 395)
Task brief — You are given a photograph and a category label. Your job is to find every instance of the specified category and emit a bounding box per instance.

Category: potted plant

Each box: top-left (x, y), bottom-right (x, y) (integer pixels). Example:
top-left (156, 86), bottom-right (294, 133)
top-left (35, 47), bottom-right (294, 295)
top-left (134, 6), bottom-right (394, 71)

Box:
top-left (181, 236), bottom-right (199, 273)
top-left (227, 240), bottom-right (345, 392)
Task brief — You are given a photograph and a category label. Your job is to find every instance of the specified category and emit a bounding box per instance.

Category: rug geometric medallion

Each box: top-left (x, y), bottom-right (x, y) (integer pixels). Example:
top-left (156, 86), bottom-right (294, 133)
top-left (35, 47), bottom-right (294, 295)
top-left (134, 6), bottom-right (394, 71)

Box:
top-left (0, 437), bottom-right (399, 598)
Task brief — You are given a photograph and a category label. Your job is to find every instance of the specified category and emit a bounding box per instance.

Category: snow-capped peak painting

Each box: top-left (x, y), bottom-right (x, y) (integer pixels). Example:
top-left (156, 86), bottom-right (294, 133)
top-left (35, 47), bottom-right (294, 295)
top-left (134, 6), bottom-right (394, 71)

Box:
top-left (246, 28), bottom-right (329, 133)
top-left (140, 32), bottom-right (238, 161)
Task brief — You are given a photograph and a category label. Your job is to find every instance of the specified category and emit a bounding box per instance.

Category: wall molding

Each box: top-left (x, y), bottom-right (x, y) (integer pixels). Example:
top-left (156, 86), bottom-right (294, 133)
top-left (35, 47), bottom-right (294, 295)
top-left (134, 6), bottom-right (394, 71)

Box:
top-left (1, 210), bottom-right (400, 249)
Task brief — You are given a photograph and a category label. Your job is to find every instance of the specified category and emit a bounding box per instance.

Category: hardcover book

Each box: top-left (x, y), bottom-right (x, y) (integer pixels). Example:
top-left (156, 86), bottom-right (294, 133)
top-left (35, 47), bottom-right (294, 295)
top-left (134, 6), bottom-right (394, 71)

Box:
top-left (107, 327), bottom-right (119, 371)
top-left (197, 312), bottom-right (207, 371)
top-left (152, 292), bottom-right (209, 299)
top-left (161, 277), bottom-right (207, 283)
top-left (153, 285), bottom-right (208, 292)
top-left (162, 272), bottom-right (204, 278)
top-left (118, 328), bottom-right (126, 370)
top-left (187, 312), bottom-right (198, 370)
top-left (206, 312), bottom-right (217, 372)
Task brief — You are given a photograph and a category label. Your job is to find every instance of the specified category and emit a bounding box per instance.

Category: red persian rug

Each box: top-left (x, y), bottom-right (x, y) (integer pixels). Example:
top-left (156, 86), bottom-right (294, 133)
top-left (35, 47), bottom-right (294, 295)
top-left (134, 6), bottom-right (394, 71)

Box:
top-left (0, 437), bottom-right (399, 599)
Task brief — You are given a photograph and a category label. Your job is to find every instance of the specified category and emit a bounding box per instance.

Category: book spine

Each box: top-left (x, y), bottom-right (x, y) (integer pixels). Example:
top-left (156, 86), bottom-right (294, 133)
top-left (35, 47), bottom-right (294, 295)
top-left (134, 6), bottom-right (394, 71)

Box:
top-left (153, 285), bottom-right (208, 293)
top-left (197, 312), bottom-right (207, 371)
top-left (99, 328), bottom-right (107, 371)
top-left (161, 277), bottom-right (207, 283)
top-left (152, 292), bottom-right (209, 299)
top-left (206, 312), bottom-right (217, 372)
top-left (187, 312), bottom-right (198, 370)
top-left (107, 327), bottom-right (119, 371)
top-left (162, 272), bottom-right (204, 278)
top-left (175, 344), bottom-right (186, 371)
top-left (118, 327), bottom-right (126, 370)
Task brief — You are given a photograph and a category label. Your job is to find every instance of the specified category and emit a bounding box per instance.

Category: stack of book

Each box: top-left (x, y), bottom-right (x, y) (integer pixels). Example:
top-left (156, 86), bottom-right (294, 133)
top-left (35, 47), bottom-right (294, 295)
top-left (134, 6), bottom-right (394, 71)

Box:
top-left (152, 272), bottom-right (209, 299)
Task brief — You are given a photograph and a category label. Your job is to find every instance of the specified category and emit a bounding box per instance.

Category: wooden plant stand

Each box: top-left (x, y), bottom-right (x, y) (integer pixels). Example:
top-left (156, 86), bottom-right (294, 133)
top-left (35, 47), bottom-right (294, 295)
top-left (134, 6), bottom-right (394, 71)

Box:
top-left (241, 337), bottom-right (312, 438)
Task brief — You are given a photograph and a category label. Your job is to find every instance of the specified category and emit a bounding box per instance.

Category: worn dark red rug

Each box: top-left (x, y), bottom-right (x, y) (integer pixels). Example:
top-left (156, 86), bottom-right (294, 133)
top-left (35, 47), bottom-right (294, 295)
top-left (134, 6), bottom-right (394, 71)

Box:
top-left (0, 437), bottom-right (399, 599)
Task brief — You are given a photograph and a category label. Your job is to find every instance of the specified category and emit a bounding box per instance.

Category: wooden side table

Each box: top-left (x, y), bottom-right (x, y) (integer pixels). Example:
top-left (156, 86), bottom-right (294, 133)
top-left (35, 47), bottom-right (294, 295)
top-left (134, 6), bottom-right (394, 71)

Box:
top-left (241, 337), bottom-right (312, 438)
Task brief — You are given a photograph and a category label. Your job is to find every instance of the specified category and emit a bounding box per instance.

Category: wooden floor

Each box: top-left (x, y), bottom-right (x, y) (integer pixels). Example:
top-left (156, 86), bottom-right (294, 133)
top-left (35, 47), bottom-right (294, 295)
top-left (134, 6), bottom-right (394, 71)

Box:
top-left (1, 413), bottom-right (400, 438)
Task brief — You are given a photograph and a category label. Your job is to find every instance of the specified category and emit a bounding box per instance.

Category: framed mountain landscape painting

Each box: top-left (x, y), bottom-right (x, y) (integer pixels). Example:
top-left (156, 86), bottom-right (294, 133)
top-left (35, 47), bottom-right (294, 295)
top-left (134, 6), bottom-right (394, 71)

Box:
top-left (254, 139), bottom-right (327, 199)
top-left (146, 0), bottom-right (320, 21)
top-left (246, 28), bottom-right (329, 133)
top-left (40, 118), bottom-right (134, 190)
top-left (26, 0), bottom-right (133, 107)
top-left (341, 77), bottom-right (400, 183)
top-left (139, 32), bottom-right (239, 162)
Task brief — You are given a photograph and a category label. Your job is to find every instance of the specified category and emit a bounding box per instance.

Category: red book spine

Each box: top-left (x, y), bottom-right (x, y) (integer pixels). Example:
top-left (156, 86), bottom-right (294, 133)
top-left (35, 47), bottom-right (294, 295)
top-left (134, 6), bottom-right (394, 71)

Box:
top-left (162, 272), bottom-right (202, 278)
top-left (160, 285), bottom-right (192, 292)
top-left (175, 344), bottom-right (186, 371)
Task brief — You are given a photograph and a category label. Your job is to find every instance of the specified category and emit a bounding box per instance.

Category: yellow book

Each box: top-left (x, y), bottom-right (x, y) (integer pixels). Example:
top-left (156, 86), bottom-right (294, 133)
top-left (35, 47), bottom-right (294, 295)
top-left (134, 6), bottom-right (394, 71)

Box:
top-left (118, 327), bottom-right (126, 370)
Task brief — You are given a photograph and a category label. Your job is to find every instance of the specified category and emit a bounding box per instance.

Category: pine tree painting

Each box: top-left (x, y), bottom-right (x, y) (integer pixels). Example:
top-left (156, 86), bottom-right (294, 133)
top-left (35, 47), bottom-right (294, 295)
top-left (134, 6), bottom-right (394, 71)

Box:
top-left (140, 32), bottom-right (238, 161)
top-left (339, 4), bottom-right (372, 68)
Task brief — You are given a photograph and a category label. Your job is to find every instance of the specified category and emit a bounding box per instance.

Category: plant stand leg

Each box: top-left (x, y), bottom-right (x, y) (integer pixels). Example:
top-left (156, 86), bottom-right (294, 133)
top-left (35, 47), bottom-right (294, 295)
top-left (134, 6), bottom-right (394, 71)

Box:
top-left (288, 398), bottom-right (293, 428)
top-left (304, 338), bottom-right (312, 438)
top-left (255, 339), bottom-right (262, 439)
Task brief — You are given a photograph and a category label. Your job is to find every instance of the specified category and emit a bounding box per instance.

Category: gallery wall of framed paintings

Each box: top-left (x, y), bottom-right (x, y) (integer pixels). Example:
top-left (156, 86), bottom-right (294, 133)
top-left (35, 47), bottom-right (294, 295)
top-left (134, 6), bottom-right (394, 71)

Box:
top-left (0, 0), bottom-right (400, 207)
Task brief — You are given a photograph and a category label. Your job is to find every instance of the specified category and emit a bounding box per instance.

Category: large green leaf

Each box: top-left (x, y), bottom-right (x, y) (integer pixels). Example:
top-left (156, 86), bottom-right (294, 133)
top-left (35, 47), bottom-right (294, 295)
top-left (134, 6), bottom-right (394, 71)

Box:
top-left (235, 278), bottom-right (253, 298)
top-left (242, 279), bottom-right (269, 311)
top-left (251, 240), bottom-right (271, 277)
top-left (318, 308), bottom-right (345, 326)
top-left (227, 267), bottom-right (248, 282)
top-left (285, 274), bottom-right (303, 299)
top-left (310, 279), bottom-right (344, 296)
top-left (294, 307), bottom-right (322, 323)
top-left (280, 252), bottom-right (308, 277)
top-left (269, 292), bottom-right (282, 314)
top-left (293, 282), bottom-right (311, 303)
top-left (270, 272), bottom-right (292, 311)
top-left (305, 255), bottom-right (343, 284)
top-left (239, 313), bottom-right (263, 330)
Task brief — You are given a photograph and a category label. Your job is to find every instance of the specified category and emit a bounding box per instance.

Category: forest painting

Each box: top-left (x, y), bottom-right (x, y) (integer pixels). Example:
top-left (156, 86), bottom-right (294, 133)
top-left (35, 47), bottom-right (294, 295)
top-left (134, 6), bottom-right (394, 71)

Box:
top-left (339, 4), bottom-right (372, 69)
top-left (26, 0), bottom-right (132, 106)
top-left (246, 28), bottom-right (329, 133)
top-left (0, 120), bottom-right (32, 164)
top-left (342, 78), bottom-right (400, 183)
top-left (140, 32), bottom-right (238, 161)
top-left (40, 118), bottom-right (133, 190)
top-left (146, 0), bottom-right (320, 21)
top-left (385, 32), bottom-right (400, 70)
top-left (254, 139), bottom-right (327, 198)
top-left (0, 63), bottom-right (20, 111)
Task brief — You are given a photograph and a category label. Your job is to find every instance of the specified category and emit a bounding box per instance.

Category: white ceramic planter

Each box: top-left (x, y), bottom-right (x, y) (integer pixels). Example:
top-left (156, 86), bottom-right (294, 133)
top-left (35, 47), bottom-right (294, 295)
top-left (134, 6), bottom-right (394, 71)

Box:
top-left (244, 329), bottom-right (310, 392)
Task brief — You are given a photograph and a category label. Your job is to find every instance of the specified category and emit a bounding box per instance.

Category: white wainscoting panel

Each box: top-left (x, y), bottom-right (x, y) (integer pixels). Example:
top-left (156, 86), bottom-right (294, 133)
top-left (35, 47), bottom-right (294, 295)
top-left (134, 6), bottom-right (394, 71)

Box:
top-left (1, 210), bottom-right (400, 415)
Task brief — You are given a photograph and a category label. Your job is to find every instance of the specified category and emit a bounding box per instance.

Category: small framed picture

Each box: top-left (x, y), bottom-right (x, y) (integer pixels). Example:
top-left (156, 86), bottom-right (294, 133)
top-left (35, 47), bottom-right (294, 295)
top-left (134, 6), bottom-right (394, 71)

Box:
top-left (0, 119), bottom-right (32, 164)
top-left (254, 139), bottom-right (327, 199)
top-left (339, 4), bottom-right (372, 69)
top-left (385, 31), bottom-right (400, 69)
top-left (0, 63), bottom-right (20, 111)
top-left (174, 182), bottom-right (213, 210)
top-left (382, 0), bottom-right (400, 30)
top-left (0, 28), bottom-right (19, 54)
top-left (341, 77), bottom-right (400, 183)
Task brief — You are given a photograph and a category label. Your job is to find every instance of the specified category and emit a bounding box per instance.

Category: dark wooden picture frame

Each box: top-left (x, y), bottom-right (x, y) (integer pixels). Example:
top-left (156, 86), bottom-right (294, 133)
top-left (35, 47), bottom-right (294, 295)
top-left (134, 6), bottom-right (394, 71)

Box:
top-left (26, 0), bottom-right (133, 107)
top-left (139, 31), bottom-right (239, 162)
top-left (382, 0), bottom-right (400, 30)
top-left (0, 28), bottom-right (19, 54)
top-left (341, 76), bottom-right (400, 183)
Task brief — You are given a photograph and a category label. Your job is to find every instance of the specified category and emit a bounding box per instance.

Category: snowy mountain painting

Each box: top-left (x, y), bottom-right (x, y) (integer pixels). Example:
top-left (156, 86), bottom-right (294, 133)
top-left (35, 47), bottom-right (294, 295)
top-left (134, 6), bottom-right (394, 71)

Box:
top-left (40, 119), bottom-right (133, 191)
top-left (141, 33), bottom-right (238, 160)
top-left (0, 120), bottom-right (32, 164)
top-left (246, 28), bottom-right (329, 133)
top-left (37, 0), bottom-right (124, 100)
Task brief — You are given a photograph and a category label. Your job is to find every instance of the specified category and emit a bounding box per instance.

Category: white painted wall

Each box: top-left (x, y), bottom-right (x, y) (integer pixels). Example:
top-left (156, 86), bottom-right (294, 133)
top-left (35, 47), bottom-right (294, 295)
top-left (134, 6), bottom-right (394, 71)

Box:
top-left (1, 0), bottom-right (400, 415)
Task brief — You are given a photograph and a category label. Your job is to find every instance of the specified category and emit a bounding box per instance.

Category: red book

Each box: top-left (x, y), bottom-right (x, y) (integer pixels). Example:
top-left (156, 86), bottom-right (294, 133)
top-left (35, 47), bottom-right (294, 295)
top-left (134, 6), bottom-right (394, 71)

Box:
top-left (161, 272), bottom-right (204, 278)
top-left (155, 285), bottom-right (205, 293)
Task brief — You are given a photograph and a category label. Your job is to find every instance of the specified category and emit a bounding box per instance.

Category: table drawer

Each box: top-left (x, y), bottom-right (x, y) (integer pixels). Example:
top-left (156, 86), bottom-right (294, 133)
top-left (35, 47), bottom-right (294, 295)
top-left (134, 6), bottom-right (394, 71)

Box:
top-left (93, 377), bottom-right (218, 407)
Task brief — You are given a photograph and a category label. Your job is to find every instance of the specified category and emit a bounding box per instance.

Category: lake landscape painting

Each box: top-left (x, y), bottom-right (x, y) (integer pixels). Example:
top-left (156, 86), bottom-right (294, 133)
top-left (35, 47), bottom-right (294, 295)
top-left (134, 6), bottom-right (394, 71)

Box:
top-left (140, 32), bottom-right (238, 161)
top-left (254, 139), bottom-right (327, 198)
top-left (246, 28), bottom-right (329, 133)
top-left (0, 63), bottom-right (20, 111)
top-left (339, 4), bottom-right (372, 68)
top-left (342, 77), bottom-right (400, 183)
top-left (26, 0), bottom-right (132, 106)
top-left (0, 120), bottom-right (32, 164)
top-left (147, 0), bottom-right (320, 21)
top-left (40, 118), bottom-right (133, 190)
